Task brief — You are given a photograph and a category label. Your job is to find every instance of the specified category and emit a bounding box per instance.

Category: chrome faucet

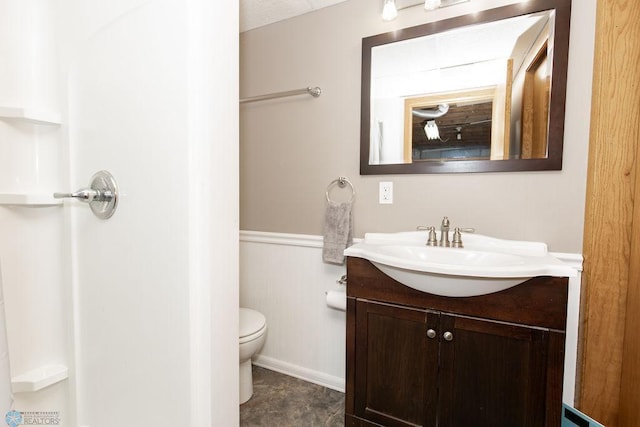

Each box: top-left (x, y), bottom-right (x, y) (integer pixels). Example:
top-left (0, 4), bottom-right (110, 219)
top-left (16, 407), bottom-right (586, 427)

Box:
top-left (419, 219), bottom-right (475, 248)
top-left (439, 217), bottom-right (450, 247)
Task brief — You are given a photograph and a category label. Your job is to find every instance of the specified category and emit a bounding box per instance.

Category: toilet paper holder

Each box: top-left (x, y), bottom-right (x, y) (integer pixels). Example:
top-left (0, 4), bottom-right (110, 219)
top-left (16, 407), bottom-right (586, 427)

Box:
top-left (325, 275), bottom-right (348, 311)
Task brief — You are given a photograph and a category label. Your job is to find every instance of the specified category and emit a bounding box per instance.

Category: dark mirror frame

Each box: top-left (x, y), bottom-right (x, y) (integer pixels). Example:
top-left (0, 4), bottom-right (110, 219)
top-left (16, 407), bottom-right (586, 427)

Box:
top-left (360, 0), bottom-right (571, 174)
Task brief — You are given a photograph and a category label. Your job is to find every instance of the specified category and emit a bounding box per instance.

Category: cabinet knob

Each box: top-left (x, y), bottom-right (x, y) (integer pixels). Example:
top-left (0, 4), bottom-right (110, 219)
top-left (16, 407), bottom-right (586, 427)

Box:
top-left (427, 329), bottom-right (436, 339)
top-left (443, 331), bottom-right (454, 341)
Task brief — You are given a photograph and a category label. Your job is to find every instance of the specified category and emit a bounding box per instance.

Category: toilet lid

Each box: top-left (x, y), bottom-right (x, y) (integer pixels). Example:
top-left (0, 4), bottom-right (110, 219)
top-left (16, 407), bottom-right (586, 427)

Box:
top-left (239, 308), bottom-right (266, 338)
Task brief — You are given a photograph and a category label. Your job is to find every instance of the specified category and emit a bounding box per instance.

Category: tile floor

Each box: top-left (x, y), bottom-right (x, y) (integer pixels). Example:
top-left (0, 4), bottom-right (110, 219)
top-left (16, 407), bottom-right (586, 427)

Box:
top-left (240, 366), bottom-right (345, 426)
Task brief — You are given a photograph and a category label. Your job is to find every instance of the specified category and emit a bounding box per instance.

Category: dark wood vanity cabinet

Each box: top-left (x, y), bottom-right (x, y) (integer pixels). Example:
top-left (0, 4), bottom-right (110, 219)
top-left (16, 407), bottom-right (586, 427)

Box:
top-left (345, 257), bottom-right (568, 427)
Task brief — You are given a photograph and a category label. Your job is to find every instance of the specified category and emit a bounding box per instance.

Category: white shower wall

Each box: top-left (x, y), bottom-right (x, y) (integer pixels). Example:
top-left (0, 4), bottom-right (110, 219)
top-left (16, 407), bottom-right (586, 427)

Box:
top-left (0, 0), bottom-right (70, 423)
top-left (0, 0), bottom-right (239, 426)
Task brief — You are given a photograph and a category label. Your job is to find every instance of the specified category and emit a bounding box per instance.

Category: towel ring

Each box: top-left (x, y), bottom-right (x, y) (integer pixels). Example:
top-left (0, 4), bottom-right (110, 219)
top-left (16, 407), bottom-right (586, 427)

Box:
top-left (326, 177), bottom-right (355, 203)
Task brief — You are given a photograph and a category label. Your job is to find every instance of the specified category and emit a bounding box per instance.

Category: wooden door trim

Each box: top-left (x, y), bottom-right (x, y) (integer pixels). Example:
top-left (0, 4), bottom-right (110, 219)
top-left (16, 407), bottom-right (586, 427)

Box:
top-left (579, 0), bottom-right (640, 425)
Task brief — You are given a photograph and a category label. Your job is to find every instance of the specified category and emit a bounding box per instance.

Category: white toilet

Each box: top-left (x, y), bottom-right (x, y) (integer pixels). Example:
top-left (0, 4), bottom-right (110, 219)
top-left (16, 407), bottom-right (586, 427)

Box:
top-left (239, 307), bottom-right (267, 404)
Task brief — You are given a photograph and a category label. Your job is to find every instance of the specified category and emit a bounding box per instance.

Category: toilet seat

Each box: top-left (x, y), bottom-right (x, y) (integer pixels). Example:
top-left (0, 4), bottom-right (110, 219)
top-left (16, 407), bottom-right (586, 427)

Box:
top-left (240, 308), bottom-right (266, 344)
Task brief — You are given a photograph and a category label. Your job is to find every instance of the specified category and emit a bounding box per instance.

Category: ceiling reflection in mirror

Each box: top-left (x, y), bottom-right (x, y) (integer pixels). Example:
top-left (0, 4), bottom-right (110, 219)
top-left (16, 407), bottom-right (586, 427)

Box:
top-left (361, 0), bottom-right (571, 174)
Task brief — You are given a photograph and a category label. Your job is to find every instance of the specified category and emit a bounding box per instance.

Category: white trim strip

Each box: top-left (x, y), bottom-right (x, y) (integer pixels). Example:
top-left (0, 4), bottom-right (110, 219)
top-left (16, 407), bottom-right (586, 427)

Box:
top-left (253, 355), bottom-right (345, 393)
top-left (240, 230), bottom-right (324, 248)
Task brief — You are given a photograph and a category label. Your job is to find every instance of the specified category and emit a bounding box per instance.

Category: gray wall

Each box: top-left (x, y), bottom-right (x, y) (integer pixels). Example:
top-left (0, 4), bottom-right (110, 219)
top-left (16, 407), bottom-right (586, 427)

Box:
top-left (240, 0), bottom-right (596, 253)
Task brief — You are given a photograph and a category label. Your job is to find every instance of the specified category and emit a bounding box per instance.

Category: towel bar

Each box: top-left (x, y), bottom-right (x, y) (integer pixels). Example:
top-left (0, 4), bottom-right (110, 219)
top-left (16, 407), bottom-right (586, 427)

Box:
top-left (240, 86), bottom-right (321, 104)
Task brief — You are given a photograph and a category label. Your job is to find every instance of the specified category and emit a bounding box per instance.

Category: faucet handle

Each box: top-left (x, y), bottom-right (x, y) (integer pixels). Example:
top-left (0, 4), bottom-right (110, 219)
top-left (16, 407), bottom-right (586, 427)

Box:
top-left (442, 216), bottom-right (450, 227)
top-left (451, 228), bottom-right (464, 248)
top-left (459, 227), bottom-right (475, 233)
top-left (426, 226), bottom-right (438, 246)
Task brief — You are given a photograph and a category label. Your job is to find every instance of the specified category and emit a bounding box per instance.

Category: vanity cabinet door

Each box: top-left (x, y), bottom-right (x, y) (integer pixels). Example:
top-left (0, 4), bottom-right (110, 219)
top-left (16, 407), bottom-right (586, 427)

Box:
top-left (353, 299), bottom-right (438, 427)
top-left (437, 314), bottom-right (550, 427)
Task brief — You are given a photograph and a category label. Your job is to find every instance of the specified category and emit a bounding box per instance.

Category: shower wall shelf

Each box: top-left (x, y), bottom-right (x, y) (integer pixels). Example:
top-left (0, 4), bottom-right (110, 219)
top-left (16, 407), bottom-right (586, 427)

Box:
top-left (0, 106), bottom-right (62, 125)
top-left (11, 364), bottom-right (68, 393)
top-left (0, 193), bottom-right (63, 206)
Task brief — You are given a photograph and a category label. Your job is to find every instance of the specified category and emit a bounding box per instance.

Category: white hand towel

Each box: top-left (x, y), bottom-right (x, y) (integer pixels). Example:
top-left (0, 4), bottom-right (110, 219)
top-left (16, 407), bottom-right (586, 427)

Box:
top-left (322, 200), bottom-right (353, 264)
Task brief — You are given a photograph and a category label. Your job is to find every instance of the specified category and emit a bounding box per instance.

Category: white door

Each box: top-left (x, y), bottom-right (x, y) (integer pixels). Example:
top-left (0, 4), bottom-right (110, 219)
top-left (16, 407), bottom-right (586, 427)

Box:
top-left (63, 1), bottom-right (238, 425)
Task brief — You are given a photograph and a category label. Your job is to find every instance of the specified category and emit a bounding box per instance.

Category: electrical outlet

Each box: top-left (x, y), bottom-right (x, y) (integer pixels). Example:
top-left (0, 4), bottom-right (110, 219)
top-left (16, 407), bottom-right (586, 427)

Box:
top-left (379, 181), bottom-right (393, 204)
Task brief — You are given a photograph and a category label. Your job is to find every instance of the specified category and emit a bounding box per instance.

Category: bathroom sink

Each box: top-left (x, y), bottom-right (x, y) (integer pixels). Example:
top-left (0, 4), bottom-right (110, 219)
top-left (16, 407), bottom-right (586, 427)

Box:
top-left (343, 231), bottom-right (577, 297)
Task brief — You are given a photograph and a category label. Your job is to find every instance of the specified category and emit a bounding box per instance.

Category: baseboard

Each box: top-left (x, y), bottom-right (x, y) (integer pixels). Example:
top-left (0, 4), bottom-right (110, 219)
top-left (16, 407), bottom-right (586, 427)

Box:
top-left (253, 355), bottom-right (345, 393)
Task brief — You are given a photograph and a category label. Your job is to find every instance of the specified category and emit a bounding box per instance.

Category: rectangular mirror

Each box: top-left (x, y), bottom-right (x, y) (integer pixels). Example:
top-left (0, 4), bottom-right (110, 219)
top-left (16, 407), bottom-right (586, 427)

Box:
top-left (361, 0), bottom-right (571, 174)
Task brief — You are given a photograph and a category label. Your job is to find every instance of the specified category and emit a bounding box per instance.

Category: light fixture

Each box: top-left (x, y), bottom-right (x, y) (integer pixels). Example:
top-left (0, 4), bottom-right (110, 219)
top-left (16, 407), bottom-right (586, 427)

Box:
top-left (424, 0), bottom-right (442, 10)
top-left (381, 0), bottom-right (470, 20)
top-left (382, 0), bottom-right (398, 21)
top-left (424, 120), bottom-right (440, 140)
